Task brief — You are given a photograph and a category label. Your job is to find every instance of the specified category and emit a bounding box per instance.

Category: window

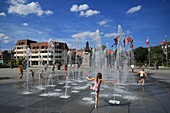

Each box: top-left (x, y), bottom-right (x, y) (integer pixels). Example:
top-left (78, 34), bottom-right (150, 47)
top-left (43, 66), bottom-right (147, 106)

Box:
top-left (17, 52), bottom-right (23, 54)
top-left (43, 56), bottom-right (47, 58)
top-left (55, 56), bottom-right (62, 58)
top-left (32, 56), bottom-right (39, 58)
top-left (19, 42), bottom-right (24, 45)
top-left (41, 46), bottom-right (45, 49)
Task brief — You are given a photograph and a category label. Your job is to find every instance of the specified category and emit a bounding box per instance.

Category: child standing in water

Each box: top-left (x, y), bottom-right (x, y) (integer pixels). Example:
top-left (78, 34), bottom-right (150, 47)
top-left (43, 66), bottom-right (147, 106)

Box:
top-left (64, 64), bottom-right (67, 76)
top-left (18, 66), bottom-right (23, 81)
top-left (85, 73), bottom-right (116, 108)
top-left (30, 70), bottom-right (35, 83)
top-left (39, 70), bottom-right (44, 85)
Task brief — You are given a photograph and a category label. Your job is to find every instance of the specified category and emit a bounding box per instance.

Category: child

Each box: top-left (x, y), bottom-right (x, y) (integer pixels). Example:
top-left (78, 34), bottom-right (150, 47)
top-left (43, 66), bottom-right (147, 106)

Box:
top-left (30, 70), bottom-right (35, 83)
top-left (39, 70), bottom-right (44, 85)
top-left (39, 70), bottom-right (44, 79)
top-left (136, 68), bottom-right (147, 87)
top-left (64, 64), bottom-right (67, 76)
top-left (18, 66), bottom-right (23, 81)
top-left (85, 73), bottom-right (116, 108)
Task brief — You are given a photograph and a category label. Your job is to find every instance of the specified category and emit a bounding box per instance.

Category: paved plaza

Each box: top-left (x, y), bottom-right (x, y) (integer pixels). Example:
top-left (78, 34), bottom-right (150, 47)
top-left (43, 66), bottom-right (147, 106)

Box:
top-left (0, 68), bottom-right (170, 113)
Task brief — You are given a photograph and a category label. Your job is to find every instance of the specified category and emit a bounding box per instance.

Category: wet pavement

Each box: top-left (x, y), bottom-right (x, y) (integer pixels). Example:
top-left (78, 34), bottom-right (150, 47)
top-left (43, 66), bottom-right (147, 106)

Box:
top-left (0, 68), bottom-right (170, 113)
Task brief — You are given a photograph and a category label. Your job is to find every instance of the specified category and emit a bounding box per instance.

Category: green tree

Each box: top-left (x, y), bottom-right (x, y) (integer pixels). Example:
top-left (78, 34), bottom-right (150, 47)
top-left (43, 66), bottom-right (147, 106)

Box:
top-left (102, 45), bottom-right (106, 51)
top-left (150, 46), bottom-right (165, 66)
top-left (17, 57), bottom-right (24, 66)
top-left (168, 47), bottom-right (170, 66)
top-left (134, 47), bottom-right (148, 66)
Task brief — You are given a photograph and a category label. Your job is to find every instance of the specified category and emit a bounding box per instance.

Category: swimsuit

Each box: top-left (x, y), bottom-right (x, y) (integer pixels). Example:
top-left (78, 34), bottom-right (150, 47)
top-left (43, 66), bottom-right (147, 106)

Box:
top-left (140, 71), bottom-right (145, 79)
top-left (140, 76), bottom-right (144, 79)
top-left (91, 80), bottom-right (101, 93)
top-left (19, 73), bottom-right (22, 79)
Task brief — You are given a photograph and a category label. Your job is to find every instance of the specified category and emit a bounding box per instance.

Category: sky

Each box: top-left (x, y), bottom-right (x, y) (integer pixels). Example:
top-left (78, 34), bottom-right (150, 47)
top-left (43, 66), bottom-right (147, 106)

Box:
top-left (0, 0), bottom-right (170, 50)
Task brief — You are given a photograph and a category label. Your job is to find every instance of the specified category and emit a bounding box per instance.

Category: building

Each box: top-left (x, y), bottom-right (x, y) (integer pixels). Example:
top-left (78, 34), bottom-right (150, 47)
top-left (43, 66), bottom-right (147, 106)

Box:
top-left (14, 39), bottom-right (69, 66)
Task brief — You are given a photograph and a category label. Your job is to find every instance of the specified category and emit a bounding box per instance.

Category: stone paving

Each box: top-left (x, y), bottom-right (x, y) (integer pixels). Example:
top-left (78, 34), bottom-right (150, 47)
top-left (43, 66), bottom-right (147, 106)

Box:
top-left (0, 68), bottom-right (170, 113)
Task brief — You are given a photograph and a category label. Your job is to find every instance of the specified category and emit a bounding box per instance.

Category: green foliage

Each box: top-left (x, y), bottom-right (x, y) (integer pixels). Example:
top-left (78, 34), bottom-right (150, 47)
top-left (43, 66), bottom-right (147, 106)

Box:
top-left (150, 46), bottom-right (165, 66)
top-left (102, 45), bottom-right (106, 51)
top-left (134, 46), bottom-right (167, 66)
top-left (17, 57), bottom-right (24, 66)
top-left (134, 46), bottom-right (148, 66)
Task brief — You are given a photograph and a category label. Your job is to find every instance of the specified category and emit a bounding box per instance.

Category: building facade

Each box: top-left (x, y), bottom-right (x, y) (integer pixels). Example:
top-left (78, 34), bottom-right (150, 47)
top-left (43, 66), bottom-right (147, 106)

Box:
top-left (14, 39), bottom-right (69, 66)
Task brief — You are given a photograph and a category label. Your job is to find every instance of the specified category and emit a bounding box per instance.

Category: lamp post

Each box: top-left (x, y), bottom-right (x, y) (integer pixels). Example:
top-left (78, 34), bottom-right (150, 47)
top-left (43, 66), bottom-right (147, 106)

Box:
top-left (10, 49), bottom-right (13, 69)
top-left (166, 43), bottom-right (168, 67)
top-left (75, 38), bottom-right (78, 64)
top-left (165, 35), bottom-right (168, 67)
top-left (148, 47), bottom-right (150, 70)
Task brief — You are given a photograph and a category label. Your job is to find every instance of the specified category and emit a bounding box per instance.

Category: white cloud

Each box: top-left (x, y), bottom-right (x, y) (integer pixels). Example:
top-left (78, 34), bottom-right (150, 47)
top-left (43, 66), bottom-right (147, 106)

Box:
top-left (8, 0), bottom-right (26, 5)
top-left (44, 10), bottom-right (53, 15)
top-left (0, 12), bottom-right (6, 16)
top-left (70, 4), bottom-right (89, 12)
top-left (79, 4), bottom-right (89, 11)
top-left (22, 22), bottom-right (28, 26)
top-left (80, 11), bottom-right (85, 16)
top-left (70, 4), bottom-right (100, 17)
top-left (127, 5), bottom-right (142, 14)
top-left (72, 31), bottom-right (96, 39)
top-left (7, 0), bottom-right (53, 16)
top-left (98, 20), bottom-right (108, 26)
top-left (104, 33), bottom-right (117, 38)
top-left (80, 9), bottom-right (100, 17)
top-left (70, 4), bottom-right (78, 12)
top-left (0, 33), bottom-right (11, 44)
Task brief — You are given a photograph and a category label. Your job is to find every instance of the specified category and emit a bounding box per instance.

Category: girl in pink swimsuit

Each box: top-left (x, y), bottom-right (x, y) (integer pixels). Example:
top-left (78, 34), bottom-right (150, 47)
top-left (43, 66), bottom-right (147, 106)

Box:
top-left (86, 73), bottom-right (116, 108)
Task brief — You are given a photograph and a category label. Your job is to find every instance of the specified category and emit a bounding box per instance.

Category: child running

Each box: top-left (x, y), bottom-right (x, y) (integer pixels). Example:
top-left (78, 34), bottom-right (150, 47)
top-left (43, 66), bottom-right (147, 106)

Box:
top-left (136, 68), bottom-right (147, 87)
top-left (85, 73), bottom-right (116, 108)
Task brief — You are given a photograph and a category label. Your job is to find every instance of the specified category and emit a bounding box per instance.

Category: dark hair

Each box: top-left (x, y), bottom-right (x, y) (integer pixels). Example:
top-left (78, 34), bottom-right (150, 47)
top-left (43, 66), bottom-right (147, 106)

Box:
top-left (96, 73), bottom-right (102, 83)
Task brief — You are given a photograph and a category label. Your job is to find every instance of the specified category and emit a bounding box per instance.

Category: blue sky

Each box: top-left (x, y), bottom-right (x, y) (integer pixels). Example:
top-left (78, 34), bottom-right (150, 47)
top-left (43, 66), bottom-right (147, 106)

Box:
top-left (0, 0), bottom-right (170, 50)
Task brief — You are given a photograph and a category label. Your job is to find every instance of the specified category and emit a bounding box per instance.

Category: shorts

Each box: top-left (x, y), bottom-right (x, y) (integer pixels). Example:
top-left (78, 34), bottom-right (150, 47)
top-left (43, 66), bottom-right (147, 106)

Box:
top-left (140, 76), bottom-right (144, 79)
top-left (96, 88), bottom-right (100, 93)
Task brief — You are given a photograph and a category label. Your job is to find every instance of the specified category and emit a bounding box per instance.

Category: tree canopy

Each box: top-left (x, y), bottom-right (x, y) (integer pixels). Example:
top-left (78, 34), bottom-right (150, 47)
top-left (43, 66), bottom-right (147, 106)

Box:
top-left (134, 46), bottom-right (148, 66)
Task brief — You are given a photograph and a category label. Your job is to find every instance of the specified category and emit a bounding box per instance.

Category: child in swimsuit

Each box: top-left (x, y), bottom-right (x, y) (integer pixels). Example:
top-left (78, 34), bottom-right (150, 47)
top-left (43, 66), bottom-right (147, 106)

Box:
top-left (137, 68), bottom-right (146, 87)
top-left (86, 73), bottom-right (116, 108)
